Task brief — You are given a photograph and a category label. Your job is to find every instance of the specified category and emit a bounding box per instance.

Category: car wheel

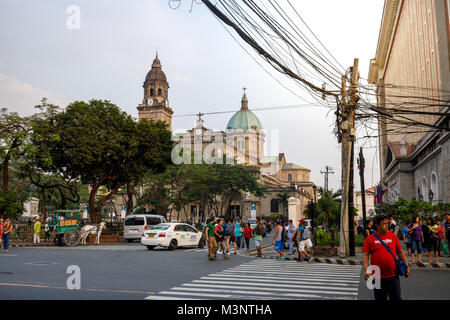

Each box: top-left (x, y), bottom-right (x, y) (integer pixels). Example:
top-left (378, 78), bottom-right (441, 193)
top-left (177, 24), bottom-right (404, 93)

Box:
top-left (198, 239), bottom-right (205, 248)
top-left (168, 240), bottom-right (178, 251)
top-left (146, 246), bottom-right (155, 250)
top-left (127, 239), bottom-right (134, 243)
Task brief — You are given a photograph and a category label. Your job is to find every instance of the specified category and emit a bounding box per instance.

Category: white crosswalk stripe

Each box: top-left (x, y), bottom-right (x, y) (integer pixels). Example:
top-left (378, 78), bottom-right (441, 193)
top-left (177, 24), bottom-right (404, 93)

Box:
top-left (145, 259), bottom-right (362, 300)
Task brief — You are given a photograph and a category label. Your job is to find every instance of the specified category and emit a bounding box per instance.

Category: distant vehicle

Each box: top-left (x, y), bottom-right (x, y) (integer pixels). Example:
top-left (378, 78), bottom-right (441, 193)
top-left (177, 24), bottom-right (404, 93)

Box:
top-left (123, 214), bottom-right (166, 242)
top-left (141, 223), bottom-right (205, 250)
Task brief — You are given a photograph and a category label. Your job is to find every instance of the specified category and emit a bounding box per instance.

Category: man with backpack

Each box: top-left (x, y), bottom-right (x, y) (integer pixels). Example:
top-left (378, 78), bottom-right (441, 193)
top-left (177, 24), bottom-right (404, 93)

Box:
top-left (214, 219), bottom-right (228, 260)
top-left (297, 219), bottom-right (312, 262)
top-left (222, 219), bottom-right (233, 256)
top-left (362, 214), bottom-right (410, 301)
top-left (253, 217), bottom-right (265, 258)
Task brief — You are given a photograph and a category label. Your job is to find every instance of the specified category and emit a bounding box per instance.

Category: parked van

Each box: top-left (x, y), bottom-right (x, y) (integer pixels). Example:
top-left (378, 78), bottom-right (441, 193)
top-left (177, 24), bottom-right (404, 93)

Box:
top-left (123, 214), bottom-right (166, 242)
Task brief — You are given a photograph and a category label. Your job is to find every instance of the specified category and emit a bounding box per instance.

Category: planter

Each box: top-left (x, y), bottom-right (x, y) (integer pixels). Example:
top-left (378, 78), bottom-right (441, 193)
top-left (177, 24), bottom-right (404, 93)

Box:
top-left (312, 246), bottom-right (338, 257)
top-left (88, 234), bottom-right (119, 244)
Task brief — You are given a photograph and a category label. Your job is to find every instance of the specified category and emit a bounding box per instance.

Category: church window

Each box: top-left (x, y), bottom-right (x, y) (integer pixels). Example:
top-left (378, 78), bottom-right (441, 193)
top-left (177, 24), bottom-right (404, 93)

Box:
top-left (288, 174), bottom-right (292, 182)
top-left (158, 88), bottom-right (162, 96)
top-left (270, 199), bottom-right (279, 213)
top-left (150, 88), bottom-right (154, 96)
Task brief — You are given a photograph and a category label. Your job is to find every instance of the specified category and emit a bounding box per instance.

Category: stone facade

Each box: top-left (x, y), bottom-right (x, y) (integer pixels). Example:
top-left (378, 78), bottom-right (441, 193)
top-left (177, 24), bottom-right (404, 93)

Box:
top-left (368, 0), bottom-right (450, 204)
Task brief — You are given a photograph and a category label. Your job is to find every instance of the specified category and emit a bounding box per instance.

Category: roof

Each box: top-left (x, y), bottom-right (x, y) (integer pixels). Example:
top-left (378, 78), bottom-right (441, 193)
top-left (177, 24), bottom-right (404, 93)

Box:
top-left (282, 163), bottom-right (309, 171)
top-left (145, 55), bottom-right (167, 82)
top-left (226, 108), bottom-right (263, 130)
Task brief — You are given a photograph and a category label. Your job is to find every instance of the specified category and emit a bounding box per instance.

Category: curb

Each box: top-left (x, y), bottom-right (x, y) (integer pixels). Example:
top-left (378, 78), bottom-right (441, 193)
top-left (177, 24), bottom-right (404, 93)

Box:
top-left (256, 254), bottom-right (450, 268)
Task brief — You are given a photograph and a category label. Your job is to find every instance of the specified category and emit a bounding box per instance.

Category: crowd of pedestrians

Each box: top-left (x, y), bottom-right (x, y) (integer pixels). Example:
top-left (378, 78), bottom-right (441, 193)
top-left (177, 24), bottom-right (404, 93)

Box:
top-left (362, 213), bottom-right (450, 301)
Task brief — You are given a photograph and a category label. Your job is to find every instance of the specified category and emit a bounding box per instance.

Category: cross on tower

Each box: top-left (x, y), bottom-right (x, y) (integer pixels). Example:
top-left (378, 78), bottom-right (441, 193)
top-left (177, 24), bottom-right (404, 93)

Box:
top-left (197, 112), bottom-right (204, 121)
top-left (243, 86), bottom-right (247, 94)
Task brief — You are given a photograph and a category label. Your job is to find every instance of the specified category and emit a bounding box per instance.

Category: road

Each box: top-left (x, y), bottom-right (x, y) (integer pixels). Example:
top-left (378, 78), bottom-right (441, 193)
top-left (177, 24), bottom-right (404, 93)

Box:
top-left (0, 233), bottom-right (449, 300)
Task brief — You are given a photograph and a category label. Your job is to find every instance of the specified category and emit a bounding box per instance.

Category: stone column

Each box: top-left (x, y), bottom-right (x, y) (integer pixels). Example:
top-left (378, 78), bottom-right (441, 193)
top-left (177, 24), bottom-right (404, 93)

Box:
top-left (288, 197), bottom-right (301, 223)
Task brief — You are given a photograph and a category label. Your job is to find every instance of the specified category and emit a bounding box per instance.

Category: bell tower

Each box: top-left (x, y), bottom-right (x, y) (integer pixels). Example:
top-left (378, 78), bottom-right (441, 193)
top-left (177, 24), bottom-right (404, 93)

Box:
top-left (137, 53), bottom-right (173, 130)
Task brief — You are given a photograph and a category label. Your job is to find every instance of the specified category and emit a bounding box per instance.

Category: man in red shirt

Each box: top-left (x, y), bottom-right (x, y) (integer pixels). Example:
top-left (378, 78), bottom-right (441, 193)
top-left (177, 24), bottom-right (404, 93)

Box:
top-left (362, 214), bottom-right (410, 300)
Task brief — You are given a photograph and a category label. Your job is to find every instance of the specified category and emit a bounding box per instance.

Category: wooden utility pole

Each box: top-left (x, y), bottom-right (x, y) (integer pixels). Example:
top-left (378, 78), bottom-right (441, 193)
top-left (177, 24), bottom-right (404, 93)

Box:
top-left (358, 147), bottom-right (367, 227)
top-left (339, 58), bottom-right (359, 258)
top-left (339, 74), bottom-right (349, 258)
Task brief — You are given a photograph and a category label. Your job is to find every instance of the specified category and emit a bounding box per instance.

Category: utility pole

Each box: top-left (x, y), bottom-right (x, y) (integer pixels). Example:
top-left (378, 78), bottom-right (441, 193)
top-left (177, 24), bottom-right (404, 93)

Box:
top-left (358, 147), bottom-right (367, 227)
top-left (320, 166), bottom-right (334, 192)
top-left (339, 58), bottom-right (359, 258)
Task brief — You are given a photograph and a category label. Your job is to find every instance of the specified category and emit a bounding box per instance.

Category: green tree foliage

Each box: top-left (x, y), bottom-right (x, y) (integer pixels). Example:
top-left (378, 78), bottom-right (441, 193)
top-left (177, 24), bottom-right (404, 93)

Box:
top-left (32, 99), bottom-right (173, 223)
top-left (375, 198), bottom-right (449, 224)
top-left (315, 189), bottom-right (341, 230)
top-left (0, 108), bottom-right (33, 218)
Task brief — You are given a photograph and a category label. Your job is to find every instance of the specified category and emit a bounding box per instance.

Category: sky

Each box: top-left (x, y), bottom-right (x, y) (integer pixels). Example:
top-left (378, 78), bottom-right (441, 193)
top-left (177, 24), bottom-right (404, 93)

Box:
top-left (0, 0), bottom-right (385, 192)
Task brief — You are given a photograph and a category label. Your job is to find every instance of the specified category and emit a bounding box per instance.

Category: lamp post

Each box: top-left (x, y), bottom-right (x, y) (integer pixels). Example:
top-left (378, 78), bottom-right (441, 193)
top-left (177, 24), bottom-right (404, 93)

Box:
top-left (428, 189), bottom-right (434, 204)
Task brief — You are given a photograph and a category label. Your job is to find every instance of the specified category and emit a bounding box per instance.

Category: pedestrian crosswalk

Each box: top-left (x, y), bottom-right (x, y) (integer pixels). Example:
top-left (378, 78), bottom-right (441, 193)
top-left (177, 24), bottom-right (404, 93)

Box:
top-left (145, 259), bottom-right (362, 300)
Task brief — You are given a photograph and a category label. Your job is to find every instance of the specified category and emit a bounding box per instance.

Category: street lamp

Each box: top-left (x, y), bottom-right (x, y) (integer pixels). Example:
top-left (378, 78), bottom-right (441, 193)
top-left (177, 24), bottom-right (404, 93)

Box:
top-left (428, 189), bottom-right (434, 203)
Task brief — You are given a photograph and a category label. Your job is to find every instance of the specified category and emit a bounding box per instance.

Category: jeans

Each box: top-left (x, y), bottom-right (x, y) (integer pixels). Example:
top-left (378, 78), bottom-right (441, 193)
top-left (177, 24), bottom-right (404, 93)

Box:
top-left (374, 276), bottom-right (402, 301)
top-left (411, 239), bottom-right (422, 254)
top-left (244, 237), bottom-right (250, 249)
top-left (288, 239), bottom-right (295, 254)
top-left (2, 233), bottom-right (10, 250)
top-left (235, 236), bottom-right (242, 249)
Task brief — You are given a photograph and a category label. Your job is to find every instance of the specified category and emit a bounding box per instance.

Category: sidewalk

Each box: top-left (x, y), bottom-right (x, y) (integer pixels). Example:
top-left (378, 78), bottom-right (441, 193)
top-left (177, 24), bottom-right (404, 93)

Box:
top-left (7, 240), bottom-right (130, 247)
top-left (253, 244), bottom-right (450, 269)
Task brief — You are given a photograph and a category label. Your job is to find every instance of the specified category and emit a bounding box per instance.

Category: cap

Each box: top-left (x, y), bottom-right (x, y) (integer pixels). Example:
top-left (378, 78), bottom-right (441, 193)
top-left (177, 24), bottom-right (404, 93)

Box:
top-left (300, 219), bottom-right (306, 224)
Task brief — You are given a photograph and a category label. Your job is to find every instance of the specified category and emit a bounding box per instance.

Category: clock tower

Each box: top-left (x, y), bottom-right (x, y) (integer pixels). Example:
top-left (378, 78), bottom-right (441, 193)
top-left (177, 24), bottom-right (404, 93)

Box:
top-left (137, 53), bottom-right (173, 130)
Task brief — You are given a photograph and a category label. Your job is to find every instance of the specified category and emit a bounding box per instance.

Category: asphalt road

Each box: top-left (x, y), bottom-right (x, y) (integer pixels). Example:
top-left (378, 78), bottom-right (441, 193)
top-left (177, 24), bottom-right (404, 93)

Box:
top-left (1, 230), bottom-right (449, 300)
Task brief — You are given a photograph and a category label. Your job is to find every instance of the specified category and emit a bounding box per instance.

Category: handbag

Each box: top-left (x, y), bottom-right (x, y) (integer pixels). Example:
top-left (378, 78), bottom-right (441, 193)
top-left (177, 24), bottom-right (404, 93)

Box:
top-left (373, 233), bottom-right (408, 277)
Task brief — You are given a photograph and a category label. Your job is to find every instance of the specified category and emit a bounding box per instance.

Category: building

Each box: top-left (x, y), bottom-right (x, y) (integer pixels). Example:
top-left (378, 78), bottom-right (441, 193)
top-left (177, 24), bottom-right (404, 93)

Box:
top-left (368, 0), bottom-right (450, 204)
top-left (354, 186), bottom-right (376, 220)
top-left (137, 54), bottom-right (316, 221)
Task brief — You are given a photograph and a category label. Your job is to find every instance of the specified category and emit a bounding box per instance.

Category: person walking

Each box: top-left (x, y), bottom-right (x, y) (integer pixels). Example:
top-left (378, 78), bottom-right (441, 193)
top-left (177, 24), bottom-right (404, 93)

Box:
top-left (362, 214), bottom-right (410, 301)
top-left (429, 217), bottom-right (440, 264)
top-left (436, 219), bottom-right (444, 256)
top-left (0, 218), bottom-right (3, 245)
top-left (408, 216), bottom-right (424, 264)
top-left (1, 217), bottom-right (13, 253)
top-left (205, 217), bottom-right (217, 261)
top-left (401, 224), bottom-right (412, 256)
top-left (215, 219), bottom-right (228, 260)
top-left (222, 219), bottom-right (232, 256)
top-left (226, 220), bottom-right (235, 255)
top-left (272, 219), bottom-right (285, 261)
top-left (286, 220), bottom-right (296, 256)
top-left (444, 214), bottom-right (450, 256)
top-left (234, 219), bottom-right (243, 252)
top-left (253, 217), bottom-right (264, 257)
top-left (422, 218), bottom-right (433, 262)
top-left (33, 216), bottom-right (41, 245)
top-left (297, 219), bottom-right (312, 262)
top-left (243, 222), bottom-right (253, 251)
top-left (364, 219), bottom-right (374, 238)
top-left (44, 219), bottom-right (50, 241)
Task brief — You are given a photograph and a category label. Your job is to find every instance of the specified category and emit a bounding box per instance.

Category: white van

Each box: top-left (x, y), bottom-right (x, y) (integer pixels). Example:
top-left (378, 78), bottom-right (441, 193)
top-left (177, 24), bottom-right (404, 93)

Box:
top-left (123, 214), bottom-right (166, 242)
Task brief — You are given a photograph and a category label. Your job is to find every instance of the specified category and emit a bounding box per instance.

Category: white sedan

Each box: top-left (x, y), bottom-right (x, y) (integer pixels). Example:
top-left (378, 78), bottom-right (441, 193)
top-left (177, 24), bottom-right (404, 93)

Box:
top-left (141, 223), bottom-right (205, 251)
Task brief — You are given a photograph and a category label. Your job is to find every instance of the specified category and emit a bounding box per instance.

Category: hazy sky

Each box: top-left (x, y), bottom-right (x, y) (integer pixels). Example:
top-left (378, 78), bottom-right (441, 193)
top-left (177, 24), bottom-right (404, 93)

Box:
top-left (0, 0), bottom-right (385, 192)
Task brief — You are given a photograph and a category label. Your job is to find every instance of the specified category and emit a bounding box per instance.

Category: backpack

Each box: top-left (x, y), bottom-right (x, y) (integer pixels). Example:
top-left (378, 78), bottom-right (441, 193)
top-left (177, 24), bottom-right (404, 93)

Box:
top-left (302, 226), bottom-right (311, 240)
top-left (223, 224), bottom-right (232, 237)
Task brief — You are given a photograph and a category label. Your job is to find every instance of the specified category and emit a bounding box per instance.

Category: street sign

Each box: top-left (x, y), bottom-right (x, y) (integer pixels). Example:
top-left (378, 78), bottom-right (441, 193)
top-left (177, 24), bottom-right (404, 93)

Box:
top-left (121, 205), bottom-right (126, 219)
top-left (251, 202), bottom-right (256, 219)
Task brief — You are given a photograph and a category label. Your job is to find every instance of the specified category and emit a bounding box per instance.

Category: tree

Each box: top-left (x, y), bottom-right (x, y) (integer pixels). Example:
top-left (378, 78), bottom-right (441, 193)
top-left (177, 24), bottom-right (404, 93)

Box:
top-left (316, 189), bottom-right (341, 230)
top-left (0, 108), bottom-right (33, 218)
top-left (32, 99), bottom-right (173, 223)
top-left (277, 192), bottom-right (290, 216)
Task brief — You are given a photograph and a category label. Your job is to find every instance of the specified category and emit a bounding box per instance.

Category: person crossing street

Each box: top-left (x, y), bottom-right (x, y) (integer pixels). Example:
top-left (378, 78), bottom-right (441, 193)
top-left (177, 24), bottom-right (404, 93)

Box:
top-left (253, 217), bottom-right (265, 258)
top-left (215, 219), bottom-right (228, 260)
top-left (205, 217), bottom-right (217, 261)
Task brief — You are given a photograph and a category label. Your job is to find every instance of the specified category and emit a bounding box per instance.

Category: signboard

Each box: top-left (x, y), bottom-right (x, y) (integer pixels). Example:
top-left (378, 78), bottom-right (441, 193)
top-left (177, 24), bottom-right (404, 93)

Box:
top-left (83, 204), bottom-right (88, 219)
top-left (121, 205), bottom-right (126, 219)
top-left (250, 202), bottom-right (256, 220)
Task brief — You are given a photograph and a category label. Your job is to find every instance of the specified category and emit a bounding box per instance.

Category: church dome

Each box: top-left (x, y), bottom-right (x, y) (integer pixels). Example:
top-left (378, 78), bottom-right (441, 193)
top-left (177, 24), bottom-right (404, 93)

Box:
top-left (226, 91), bottom-right (263, 130)
top-left (145, 53), bottom-right (167, 82)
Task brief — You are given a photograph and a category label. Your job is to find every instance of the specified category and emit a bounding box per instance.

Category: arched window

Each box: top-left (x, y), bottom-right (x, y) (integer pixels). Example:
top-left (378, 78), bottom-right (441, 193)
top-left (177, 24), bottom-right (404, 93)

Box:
top-left (158, 88), bottom-right (162, 96)
top-left (431, 172), bottom-right (438, 203)
top-left (270, 199), bottom-right (279, 213)
top-left (150, 88), bottom-right (154, 96)
top-left (288, 174), bottom-right (292, 182)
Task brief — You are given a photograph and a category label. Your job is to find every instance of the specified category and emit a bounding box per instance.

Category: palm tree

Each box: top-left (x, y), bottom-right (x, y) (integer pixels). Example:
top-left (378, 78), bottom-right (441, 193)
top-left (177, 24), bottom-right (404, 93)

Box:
top-left (316, 189), bottom-right (341, 231)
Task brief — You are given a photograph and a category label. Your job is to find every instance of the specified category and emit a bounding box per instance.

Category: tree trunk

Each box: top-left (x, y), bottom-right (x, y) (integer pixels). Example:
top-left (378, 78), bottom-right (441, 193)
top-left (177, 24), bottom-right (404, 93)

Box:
top-left (126, 183), bottom-right (134, 214)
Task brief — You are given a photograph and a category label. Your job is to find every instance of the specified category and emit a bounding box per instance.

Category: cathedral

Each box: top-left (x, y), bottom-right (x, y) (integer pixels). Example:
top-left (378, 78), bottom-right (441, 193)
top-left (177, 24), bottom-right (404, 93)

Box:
top-left (137, 54), bottom-right (316, 221)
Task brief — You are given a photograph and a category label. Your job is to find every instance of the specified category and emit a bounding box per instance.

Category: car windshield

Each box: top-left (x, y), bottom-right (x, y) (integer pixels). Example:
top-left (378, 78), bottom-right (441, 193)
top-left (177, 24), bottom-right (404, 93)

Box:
top-left (248, 219), bottom-right (256, 224)
top-left (124, 217), bottom-right (145, 226)
top-left (146, 217), bottom-right (162, 225)
top-left (150, 224), bottom-right (171, 230)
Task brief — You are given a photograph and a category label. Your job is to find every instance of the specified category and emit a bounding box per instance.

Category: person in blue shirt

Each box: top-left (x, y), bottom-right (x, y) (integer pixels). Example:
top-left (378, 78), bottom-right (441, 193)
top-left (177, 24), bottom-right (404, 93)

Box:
top-left (402, 225), bottom-right (412, 256)
top-left (234, 219), bottom-right (243, 253)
